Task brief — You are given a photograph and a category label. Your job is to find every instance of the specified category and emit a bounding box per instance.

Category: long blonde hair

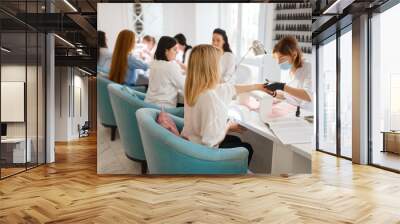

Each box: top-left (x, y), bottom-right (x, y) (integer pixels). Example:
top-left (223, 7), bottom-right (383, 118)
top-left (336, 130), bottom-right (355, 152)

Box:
top-left (184, 44), bottom-right (221, 106)
top-left (109, 30), bottom-right (136, 84)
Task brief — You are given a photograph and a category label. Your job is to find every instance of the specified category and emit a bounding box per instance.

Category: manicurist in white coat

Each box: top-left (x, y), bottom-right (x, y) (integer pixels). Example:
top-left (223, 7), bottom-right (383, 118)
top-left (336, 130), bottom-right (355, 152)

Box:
top-left (181, 44), bottom-right (272, 165)
top-left (145, 36), bottom-right (185, 108)
top-left (212, 28), bottom-right (236, 84)
top-left (264, 36), bottom-right (313, 112)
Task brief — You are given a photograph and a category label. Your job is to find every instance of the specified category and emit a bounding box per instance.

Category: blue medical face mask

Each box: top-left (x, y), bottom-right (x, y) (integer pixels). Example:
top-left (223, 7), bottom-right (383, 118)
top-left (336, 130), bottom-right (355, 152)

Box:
top-left (279, 60), bottom-right (292, 70)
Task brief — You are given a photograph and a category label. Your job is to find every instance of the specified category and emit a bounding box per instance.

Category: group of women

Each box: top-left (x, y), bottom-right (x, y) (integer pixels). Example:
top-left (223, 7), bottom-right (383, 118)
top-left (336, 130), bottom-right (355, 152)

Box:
top-left (97, 28), bottom-right (312, 165)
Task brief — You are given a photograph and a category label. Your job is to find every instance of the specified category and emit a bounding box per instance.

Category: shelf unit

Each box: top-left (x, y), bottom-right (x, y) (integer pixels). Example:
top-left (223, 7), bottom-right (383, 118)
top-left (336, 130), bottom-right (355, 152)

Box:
top-left (273, 3), bottom-right (312, 54)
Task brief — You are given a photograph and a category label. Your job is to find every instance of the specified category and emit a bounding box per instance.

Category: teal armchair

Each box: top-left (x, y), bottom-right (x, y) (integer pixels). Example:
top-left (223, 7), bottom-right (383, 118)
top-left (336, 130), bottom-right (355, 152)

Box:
top-left (107, 84), bottom-right (184, 173)
top-left (136, 108), bottom-right (249, 174)
top-left (97, 75), bottom-right (118, 141)
top-left (97, 75), bottom-right (147, 141)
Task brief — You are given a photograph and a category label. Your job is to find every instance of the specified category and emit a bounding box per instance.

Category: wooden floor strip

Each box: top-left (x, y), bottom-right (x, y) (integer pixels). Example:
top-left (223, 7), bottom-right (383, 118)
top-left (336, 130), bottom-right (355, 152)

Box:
top-left (0, 135), bottom-right (399, 223)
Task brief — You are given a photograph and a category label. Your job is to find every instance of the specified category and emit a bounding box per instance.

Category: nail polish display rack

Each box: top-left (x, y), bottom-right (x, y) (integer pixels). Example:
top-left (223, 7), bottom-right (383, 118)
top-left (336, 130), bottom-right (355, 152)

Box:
top-left (273, 3), bottom-right (312, 54)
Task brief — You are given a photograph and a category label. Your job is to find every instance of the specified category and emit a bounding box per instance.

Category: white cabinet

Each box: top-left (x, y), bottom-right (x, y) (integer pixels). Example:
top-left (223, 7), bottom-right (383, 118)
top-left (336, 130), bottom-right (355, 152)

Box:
top-left (1, 138), bottom-right (32, 163)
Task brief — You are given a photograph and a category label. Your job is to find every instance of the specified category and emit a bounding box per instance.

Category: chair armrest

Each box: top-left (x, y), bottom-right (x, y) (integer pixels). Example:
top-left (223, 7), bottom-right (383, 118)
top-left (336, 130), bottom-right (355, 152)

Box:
top-left (164, 128), bottom-right (249, 162)
top-left (165, 107), bottom-right (184, 119)
top-left (167, 113), bottom-right (184, 131)
top-left (130, 85), bottom-right (147, 94)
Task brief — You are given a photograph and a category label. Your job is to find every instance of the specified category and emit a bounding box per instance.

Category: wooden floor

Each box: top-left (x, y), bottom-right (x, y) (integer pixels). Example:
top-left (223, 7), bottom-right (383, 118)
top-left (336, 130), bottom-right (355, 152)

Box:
top-left (373, 151), bottom-right (400, 171)
top-left (0, 135), bottom-right (400, 223)
top-left (1, 167), bottom-right (26, 178)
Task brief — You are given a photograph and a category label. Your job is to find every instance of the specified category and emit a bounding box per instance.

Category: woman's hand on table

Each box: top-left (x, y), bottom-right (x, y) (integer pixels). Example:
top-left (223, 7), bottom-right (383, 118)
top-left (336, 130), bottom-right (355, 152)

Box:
top-left (254, 83), bottom-right (275, 96)
top-left (228, 120), bottom-right (247, 133)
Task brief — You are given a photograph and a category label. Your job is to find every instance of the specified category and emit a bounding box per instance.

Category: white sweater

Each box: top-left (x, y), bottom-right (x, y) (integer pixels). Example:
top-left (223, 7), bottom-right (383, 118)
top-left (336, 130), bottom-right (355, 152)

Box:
top-left (182, 84), bottom-right (236, 148)
top-left (220, 52), bottom-right (236, 84)
top-left (145, 60), bottom-right (185, 108)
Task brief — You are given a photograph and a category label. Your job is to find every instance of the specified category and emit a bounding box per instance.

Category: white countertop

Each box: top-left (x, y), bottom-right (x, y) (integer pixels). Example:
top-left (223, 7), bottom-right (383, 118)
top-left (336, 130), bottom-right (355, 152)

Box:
top-left (229, 101), bottom-right (313, 159)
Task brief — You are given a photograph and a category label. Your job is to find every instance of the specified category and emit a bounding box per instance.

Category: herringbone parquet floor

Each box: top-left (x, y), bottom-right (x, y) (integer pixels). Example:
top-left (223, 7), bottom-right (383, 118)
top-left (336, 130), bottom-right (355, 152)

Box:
top-left (0, 135), bottom-right (399, 224)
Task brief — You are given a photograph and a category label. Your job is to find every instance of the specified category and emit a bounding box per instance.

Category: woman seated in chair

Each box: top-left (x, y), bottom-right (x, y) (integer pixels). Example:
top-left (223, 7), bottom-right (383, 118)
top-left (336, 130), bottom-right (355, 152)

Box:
top-left (109, 29), bottom-right (148, 86)
top-left (181, 44), bottom-right (271, 165)
top-left (145, 36), bottom-right (185, 108)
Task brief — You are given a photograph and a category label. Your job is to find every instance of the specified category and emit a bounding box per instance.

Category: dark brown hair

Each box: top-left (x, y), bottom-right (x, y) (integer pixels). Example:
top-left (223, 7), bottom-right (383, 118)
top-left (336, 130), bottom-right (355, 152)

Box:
top-left (213, 28), bottom-right (232, 53)
top-left (174, 33), bottom-right (192, 62)
top-left (273, 36), bottom-right (303, 70)
top-left (154, 36), bottom-right (177, 61)
top-left (97, 31), bottom-right (107, 60)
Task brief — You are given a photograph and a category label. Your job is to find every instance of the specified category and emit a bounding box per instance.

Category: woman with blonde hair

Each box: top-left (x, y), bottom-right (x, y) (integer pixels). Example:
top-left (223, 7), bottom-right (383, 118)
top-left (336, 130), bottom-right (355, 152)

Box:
top-left (109, 29), bottom-right (148, 85)
top-left (181, 44), bottom-right (270, 165)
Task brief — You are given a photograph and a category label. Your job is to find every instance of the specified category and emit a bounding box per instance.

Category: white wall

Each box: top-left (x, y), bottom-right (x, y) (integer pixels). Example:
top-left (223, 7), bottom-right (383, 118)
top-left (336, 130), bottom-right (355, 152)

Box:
top-left (55, 67), bottom-right (70, 141)
top-left (1, 66), bottom-right (26, 139)
top-left (98, 3), bottom-right (135, 51)
top-left (98, 3), bottom-right (219, 50)
top-left (142, 4), bottom-right (164, 39)
top-left (54, 67), bottom-right (89, 141)
top-left (72, 74), bottom-right (89, 138)
top-left (1, 65), bottom-right (36, 137)
top-left (194, 3), bottom-right (220, 45)
top-left (162, 4), bottom-right (197, 44)
top-left (1, 64), bottom-right (46, 164)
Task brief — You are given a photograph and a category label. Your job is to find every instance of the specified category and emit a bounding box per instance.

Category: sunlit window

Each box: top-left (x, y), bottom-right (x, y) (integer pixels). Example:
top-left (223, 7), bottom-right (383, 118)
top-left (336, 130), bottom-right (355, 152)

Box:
top-left (340, 29), bottom-right (352, 158)
top-left (390, 74), bottom-right (400, 130)
top-left (317, 37), bottom-right (337, 155)
top-left (371, 2), bottom-right (400, 171)
top-left (220, 4), bottom-right (239, 54)
top-left (240, 4), bottom-right (260, 56)
top-left (220, 4), bottom-right (261, 56)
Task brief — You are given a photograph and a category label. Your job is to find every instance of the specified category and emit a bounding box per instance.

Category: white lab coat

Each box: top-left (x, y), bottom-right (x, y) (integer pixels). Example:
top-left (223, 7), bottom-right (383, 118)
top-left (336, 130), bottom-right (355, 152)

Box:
top-left (220, 52), bottom-right (236, 84)
top-left (281, 61), bottom-right (313, 111)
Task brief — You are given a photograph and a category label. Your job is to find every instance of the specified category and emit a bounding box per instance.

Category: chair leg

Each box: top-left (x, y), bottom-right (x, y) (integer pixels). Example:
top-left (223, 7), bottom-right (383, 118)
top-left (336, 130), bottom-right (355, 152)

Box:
top-left (141, 162), bottom-right (147, 174)
top-left (111, 126), bottom-right (117, 141)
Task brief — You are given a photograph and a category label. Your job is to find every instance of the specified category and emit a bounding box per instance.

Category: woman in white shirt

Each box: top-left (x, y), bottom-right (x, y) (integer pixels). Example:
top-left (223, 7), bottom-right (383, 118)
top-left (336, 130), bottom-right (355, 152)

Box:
top-left (181, 44), bottom-right (271, 165)
top-left (174, 33), bottom-right (192, 66)
top-left (212, 28), bottom-right (236, 84)
top-left (264, 36), bottom-right (313, 112)
top-left (145, 36), bottom-right (185, 108)
top-left (97, 31), bottom-right (112, 74)
top-left (139, 35), bottom-right (156, 64)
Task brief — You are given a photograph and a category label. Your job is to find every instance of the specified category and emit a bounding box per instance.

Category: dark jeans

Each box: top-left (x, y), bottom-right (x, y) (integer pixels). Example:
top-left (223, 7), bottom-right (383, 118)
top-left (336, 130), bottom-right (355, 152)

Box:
top-left (219, 135), bottom-right (253, 165)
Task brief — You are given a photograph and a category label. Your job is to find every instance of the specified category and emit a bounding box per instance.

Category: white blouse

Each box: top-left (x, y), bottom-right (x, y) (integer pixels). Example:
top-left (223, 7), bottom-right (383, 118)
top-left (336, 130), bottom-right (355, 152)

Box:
top-left (282, 61), bottom-right (313, 111)
top-left (145, 60), bottom-right (185, 108)
top-left (183, 48), bottom-right (192, 66)
top-left (220, 52), bottom-right (236, 84)
top-left (97, 48), bottom-right (112, 72)
top-left (182, 84), bottom-right (236, 148)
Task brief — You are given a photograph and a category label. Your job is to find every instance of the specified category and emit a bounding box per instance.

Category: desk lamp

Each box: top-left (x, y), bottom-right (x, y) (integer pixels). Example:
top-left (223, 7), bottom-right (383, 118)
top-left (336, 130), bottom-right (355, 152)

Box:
top-left (236, 40), bottom-right (267, 71)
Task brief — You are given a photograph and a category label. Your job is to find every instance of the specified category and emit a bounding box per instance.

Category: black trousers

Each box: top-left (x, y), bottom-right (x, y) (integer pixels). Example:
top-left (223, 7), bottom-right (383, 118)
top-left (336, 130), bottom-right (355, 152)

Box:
top-left (219, 135), bottom-right (253, 165)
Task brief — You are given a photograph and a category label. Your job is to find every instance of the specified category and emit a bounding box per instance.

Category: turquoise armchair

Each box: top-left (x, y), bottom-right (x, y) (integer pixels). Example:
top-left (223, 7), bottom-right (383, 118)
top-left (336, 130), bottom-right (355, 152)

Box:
top-left (97, 75), bottom-right (118, 141)
top-left (97, 75), bottom-right (147, 141)
top-left (108, 84), bottom-right (184, 173)
top-left (136, 108), bottom-right (249, 174)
